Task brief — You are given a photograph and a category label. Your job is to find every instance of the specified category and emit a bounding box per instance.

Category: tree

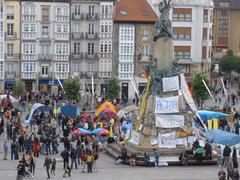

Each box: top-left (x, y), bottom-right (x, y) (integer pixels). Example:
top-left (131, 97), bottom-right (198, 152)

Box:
top-left (105, 77), bottom-right (120, 100)
top-left (219, 49), bottom-right (240, 74)
top-left (192, 73), bottom-right (211, 107)
top-left (12, 81), bottom-right (25, 97)
top-left (63, 78), bottom-right (80, 101)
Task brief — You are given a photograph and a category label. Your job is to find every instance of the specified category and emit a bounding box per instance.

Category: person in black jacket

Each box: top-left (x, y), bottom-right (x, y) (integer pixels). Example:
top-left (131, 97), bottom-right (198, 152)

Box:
top-left (70, 148), bottom-right (77, 169)
top-left (61, 148), bottom-right (69, 169)
top-left (16, 160), bottom-right (25, 180)
top-left (44, 154), bottom-right (52, 179)
top-left (223, 145), bottom-right (231, 167)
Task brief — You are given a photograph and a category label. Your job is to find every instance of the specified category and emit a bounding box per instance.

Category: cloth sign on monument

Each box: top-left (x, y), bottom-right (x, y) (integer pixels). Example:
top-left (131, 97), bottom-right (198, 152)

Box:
top-left (129, 131), bottom-right (141, 145)
top-left (155, 96), bottom-right (179, 114)
top-left (155, 114), bottom-right (184, 128)
top-left (158, 132), bottom-right (176, 148)
top-left (162, 75), bottom-right (179, 92)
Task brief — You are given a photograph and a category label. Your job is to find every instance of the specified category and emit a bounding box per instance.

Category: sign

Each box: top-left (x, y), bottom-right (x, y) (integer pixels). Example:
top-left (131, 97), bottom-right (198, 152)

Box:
top-left (180, 74), bottom-right (197, 111)
top-left (155, 96), bottom-right (179, 114)
top-left (129, 131), bottom-right (141, 145)
top-left (162, 76), bottom-right (179, 92)
top-left (158, 132), bottom-right (177, 148)
top-left (150, 137), bottom-right (158, 145)
top-left (155, 114), bottom-right (184, 128)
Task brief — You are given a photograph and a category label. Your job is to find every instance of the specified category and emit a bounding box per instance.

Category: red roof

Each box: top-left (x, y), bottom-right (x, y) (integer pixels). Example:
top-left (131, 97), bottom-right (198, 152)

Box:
top-left (114, 0), bottom-right (158, 23)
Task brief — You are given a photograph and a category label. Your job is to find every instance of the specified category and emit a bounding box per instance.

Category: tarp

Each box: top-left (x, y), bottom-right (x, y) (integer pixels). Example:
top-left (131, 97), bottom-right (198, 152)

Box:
top-left (203, 129), bottom-right (240, 146)
top-left (0, 94), bottom-right (18, 102)
top-left (197, 110), bottom-right (229, 122)
top-left (95, 101), bottom-right (116, 116)
top-left (25, 103), bottom-right (50, 123)
top-left (61, 105), bottom-right (80, 117)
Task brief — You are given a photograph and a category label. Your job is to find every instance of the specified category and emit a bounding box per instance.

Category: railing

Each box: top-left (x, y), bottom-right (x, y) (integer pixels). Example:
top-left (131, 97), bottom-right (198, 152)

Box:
top-left (56, 15), bottom-right (69, 22)
top-left (138, 54), bottom-right (153, 61)
top-left (54, 72), bottom-right (68, 79)
top-left (99, 71), bottom-right (111, 78)
top-left (21, 72), bottom-right (37, 79)
top-left (99, 53), bottom-right (112, 58)
top-left (41, 34), bottom-right (50, 39)
top-left (71, 52), bottom-right (84, 60)
top-left (5, 72), bottom-right (16, 79)
top-left (5, 53), bottom-right (20, 59)
top-left (85, 53), bottom-right (98, 60)
top-left (22, 32), bottom-right (37, 39)
top-left (22, 14), bottom-right (36, 21)
top-left (99, 13), bottom-right (113, 19)
top-left (99, 33), bottom-right (112, 39)
top-left (5, 32), bottom-right (17, 39)
top-left (54, 55), bottom-right (69, 61)
top-left (85, 13), bottom-right (98, 20)
top-left (84, 71), bottom-right (98, 79)
top-left (21, 54), bottom-right (37, 61)
top-left (38, 54), bottom-right (52, 61)
top-left (72, 13), bottom-right (85, 20)
top-left (38, 72), bottom-right (52, 79)
top-left (72, 32), bottom-right (84, 39)
top-left (55, 33), bottom-right (69, 40)
top-left (86, 32), bottom-right (98, 39)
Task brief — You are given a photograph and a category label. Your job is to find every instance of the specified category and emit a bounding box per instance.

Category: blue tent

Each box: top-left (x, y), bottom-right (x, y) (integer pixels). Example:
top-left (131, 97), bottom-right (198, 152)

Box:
top-left (197, 110), bottom-right (229, 123)
top-left (25, 103), bottom-right (51, 123)
top-left (203, 129), bottom-right (240, 146)
top-left (61, 105), bottom-right (80, 117)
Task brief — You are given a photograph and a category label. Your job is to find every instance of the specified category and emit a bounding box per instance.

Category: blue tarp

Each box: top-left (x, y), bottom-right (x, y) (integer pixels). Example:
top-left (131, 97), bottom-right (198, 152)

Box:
top-left (61, 105), bottom-right (80, 117)
top-left (122, 123), bottom-right (132, 133)
top-left (197, 110), bottom-right (229, 122)
top-left (203, 129), bottom-right (240, 146)
top-left (25, 103), bottom-right (51, 123)
top-left (78, 128), bottom-right (103, 134)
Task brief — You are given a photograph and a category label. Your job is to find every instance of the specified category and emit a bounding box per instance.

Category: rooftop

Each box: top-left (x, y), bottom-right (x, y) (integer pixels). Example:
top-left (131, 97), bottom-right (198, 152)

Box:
top-left (114, 0), bottom-right (158, 23)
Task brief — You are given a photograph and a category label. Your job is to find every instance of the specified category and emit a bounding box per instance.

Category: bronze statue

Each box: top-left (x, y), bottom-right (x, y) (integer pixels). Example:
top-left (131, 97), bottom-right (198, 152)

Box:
top-left (154, 0), bottom-right (172, 41)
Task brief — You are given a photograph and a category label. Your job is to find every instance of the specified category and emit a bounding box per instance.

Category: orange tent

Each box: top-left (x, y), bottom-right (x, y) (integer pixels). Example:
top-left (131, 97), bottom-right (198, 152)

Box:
top-left (95, 101), bottom-right (116, 116)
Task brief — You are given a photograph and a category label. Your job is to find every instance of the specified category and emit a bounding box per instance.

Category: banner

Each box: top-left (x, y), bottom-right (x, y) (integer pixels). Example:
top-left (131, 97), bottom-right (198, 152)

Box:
top-left (150, 137), bottom-right (158, 145)
top-left (158, 132), bottom-right (176, 148)
top-left (163, 76), bottom-right (179, 92)
top-left (155, 114), bottom-right (184, 128)
top-left (155, 96), bottom-right (179, 114)
top-left (129, 131), bottom-right (141, 145)
top-left (180, 73), bottom-right (197, 112)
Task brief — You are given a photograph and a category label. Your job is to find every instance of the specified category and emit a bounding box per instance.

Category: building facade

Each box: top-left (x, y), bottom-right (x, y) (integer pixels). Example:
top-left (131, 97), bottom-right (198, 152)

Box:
top-left (149, 0), bottom-right (214, 78)
top-left (0, 0), bottom-right (4, 91)
top-left (21, 0), bottom-right (70, 93)
top-left (213, 0), bottom-right (240, 57)
top-left (114, 0), bottom-right (157, 99)
top-left (70, 0), bottom-right (114, 96)
top-left (4, 0), bottom-right (21, 91)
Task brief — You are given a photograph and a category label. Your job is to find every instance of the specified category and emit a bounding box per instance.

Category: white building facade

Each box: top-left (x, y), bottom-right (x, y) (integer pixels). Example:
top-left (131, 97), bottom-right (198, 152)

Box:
top-left (21, 0), bottom-right (70, 93)
top-left (0, 0), bottom-right (4, 91)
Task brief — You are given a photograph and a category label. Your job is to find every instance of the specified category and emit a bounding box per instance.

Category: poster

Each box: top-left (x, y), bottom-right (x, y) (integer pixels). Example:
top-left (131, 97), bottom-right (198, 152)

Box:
top-left (129, 131), bottom-right (141, 145)
top-left (158, 132), bottom-right (177, 148)
top-left (155, 96), bottom-right (179, 114)
top-left (155, 114), bottom-right (184, 128)
top-left (150, 137), bottom-right (158, 145)
top-left (180, 73), bottom-right (197, 111)
top-left (163, 76), bottom-right (180, 92)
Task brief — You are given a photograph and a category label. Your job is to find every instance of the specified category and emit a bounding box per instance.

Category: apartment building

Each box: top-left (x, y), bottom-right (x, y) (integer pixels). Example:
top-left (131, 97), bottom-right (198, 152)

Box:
top-left (113, 0), bottom-right (157, 99)
top-left (21, 0), bottom-right (70, 93)
top-left (70, 0), bottom-right (114, 96)
top-left (0, 0), bottom-right (4, 91)
top-left (149, 0), bottom-right (214, 77)
top-left (213, 0), bottom-right (240, 57)
top-left (4, 0), bottom-right (21, 91)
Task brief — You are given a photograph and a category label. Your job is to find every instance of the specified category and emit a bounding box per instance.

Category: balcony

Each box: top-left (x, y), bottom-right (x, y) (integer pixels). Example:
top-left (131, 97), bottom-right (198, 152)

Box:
top-left (5, 53), bottom-right (20, 59)
top-left (85, 71), bottom-right (98, 79)
top-left (56, 15), bottom-right (69, 22)
top-left (21, 72), bottom-right (37, 79)
top-left (85, 53), bottom-right (98, 60)
top-left (22, 32), bottom-right (37, 39)
top-left (41, 34), bottom-right (50, 39)
top-left (85, 13), bottom-right (98, 20)
top-left (72, 32), bottom-right (84, 39)
top-left (21, 54), bottom-right (37, 61)
top-left (55, 33), bottom-right (69, 40)
top-left (99, 53), bottom-right (112, 58)
top-left (71, 52), bottom-right (84, 60)
top-left (99, 71), bottom-right (111, 78)
top-left (86, 32), bottom-right (98, 39)
top-left (100, 13), bottom-right (113, 19)
top-left (99, 33), bottom-right (112, 39)
top-left (54, 72), bottom-right (68, 79)
top-left (5, 72), bottom-right (16, 79)
top-left (72, 13), bottom-right (84, 20)
top-left (54, 55), bottom-right (69, 61)
top-left (39, 72), bottom-right (52, 79)
top-left (5, 32), bottom-right (17, 39)
top-left (22, 14), bottom-right (36, 21)
top-left (38, 54), bottom-right (52, 61)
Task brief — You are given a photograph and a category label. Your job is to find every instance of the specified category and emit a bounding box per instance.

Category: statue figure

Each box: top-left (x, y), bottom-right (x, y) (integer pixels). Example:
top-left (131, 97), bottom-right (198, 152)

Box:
top-left (154, 0), bottom-right (172, 41)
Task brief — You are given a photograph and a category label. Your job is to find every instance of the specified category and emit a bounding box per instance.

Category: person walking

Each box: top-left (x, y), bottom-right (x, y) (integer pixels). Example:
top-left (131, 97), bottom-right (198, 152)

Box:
top-left (51, 158), bottom-right (56, 176)
top-left (11, 140), bottom-right (17, 160)
top-left (44, 154), bottom-right (52, 179)
top-left (227, 158), bottom-right (234, 180)
top-left (3, 141), bottom-right (8, 160)
top-left (61, 148), bottom-right (69, 169)
top-left (16, 161), bottom-right (25, 180)
top-left (154, 149), bottom-right (160, 167)
top-left (86, 151), bottom-right (94, 173)
top-left (28, 153), bottom-right (36, 177)
top-left (70, 148), bottom-right (78, 169)
top-left (223, 145), bottom-right (231, 167)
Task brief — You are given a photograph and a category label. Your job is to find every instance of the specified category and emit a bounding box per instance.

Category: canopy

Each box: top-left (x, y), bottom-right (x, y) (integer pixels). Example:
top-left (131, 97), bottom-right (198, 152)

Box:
top-left (98, 108), bottom-right (116, 120)
top-left (25, 103), bottom-right (50, 123)
top-left (0, 94), bottom-right (18, 103)
top-left (61, 105), bottom-right (80, 117)
top-left (77, 128), bottom-right (109, 135)
top-left (79, 128), bottom-right (91, 134)
top-left (95, 101), bottom-right (116, 116)
top-left (197, 110), bottom-right (229, 122)
top-left (97, 128), bottom-right (110, 135)
top-left (203, 129), bottom-right (240, 146)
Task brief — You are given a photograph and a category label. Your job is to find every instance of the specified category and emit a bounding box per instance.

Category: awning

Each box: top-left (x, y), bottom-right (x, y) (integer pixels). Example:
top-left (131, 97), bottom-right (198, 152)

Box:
top-left (39, 79), bottom-right (63, 86)
top-left (5, 80), bottom-right (15, 86)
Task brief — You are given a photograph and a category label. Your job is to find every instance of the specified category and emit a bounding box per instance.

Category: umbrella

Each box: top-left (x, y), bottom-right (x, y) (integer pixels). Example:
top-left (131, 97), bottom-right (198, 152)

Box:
top-left (97, 128), bottom-right (110, 135)
top-left (91, 128), bottom-right (102, 134)
top-left (72, 129), bottom-right (81, 135)
top-left (197, 110), bottom-right (229, 122)
top-left (0, 94), bottom-right (18, 102)
top-left (78, 128), bottom-right (91, 134)
top-left (98, 108), bottom-right (116, 120)
top-left (95, 101), bottom-right (116, 116)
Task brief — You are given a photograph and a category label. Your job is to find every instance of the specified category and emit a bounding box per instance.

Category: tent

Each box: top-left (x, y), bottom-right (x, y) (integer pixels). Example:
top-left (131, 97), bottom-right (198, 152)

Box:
top-left (0, 94), bottom-right (18, 103)
top-left (197, 110), bottom-right (229, 123)
top-left (203, 129), bottom-right (240, 146)
top-left (25, 103), bottom-right (50, 123)
top-left (95, 101), bottom-right (116, 116)
top-left (60, 104), bottom-right (80, 117)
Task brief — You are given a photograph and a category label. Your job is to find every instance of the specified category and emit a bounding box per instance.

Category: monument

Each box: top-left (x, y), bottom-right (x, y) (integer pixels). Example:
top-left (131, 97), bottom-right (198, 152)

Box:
top-left (123, 0), bottom-right (197, 164)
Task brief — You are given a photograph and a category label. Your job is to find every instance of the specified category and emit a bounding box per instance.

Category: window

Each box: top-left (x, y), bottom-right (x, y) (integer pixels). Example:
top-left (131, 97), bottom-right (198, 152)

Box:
top-left (42, 25), bottom-right (49, 36)
top-left (55, 63), bottom-right (69, 72)
top-left (142, 46), bottom-right (149, 57)
top-left (55, 24), bottom-right (69, 33)
top-left (42, 6), bottom-right (49, 21)
top-left (73, 62), bottom-right (81, 73)
top-left (172, 9), bottom-right (192, 22)
top-left (99, 41), bottom-right (112, 54)
top-left (56, 7), bottom-right (68, 16)
top-left (7, 6), bottom-right (14, 20)
top-left (7, 23), bottom-right (14, 35)
top-left (73, 23), bottom-right (80, 33)
top-left (7, 44), bottom-right (14, 57)
top-left (0, 61), bottom-right (3, 79)
top-left (23, 23), bottom-right (36, 32)
top-left (41, 66), bottom-right (48, 76)
top-left (88, 6), bottom-right (95, 16)
top-left (55, 43), bottom-right (69, 55)
top-left (73, 43), bottom-right (80, 55)
top-left (88, 24), bottom-right (94, 34)
top-left (22, 43), bottom-right (36, 54)
top-left (87, 62), bottom-right (94, 72)
top-left (6, 64), bottom-right (14, 75)
top-left (23, 5), bottom-right (35, 15)
top-left (143, 29), bottom-right (148, 39)
top-left (88, 43), bottom-right (94, 55)
top-left (22, 62), bottom-right (36, 72)
top-left (74, 5), bottom-right (81, 15)
top-left (172, 27), bottom-right (191, 40)
top-left (41, 44), bottom-right (50, 56)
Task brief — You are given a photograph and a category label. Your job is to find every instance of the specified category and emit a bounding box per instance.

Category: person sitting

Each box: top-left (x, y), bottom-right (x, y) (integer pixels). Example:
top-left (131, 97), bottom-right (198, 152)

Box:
top-left (218, 166), bottom-right (226, 180)
top-left (195, 145), bottom-right (204, 165)
top-left (115, 145), bottom-right (127, 163)
top-left (204, 140), bottom-right (212, 160)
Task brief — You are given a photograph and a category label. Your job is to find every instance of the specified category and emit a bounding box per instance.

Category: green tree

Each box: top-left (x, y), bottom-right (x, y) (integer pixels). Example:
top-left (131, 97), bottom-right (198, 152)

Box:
top-left (105, 77), bottom-right (120, 100)
top-left (12, 81), bottom-right (25, 97)
top-left (219, 49), bottom-right (238, 73)
top-left (63, 78), bottom-right (80, 101)
top-left (192, 73), bottom-right (211, 107)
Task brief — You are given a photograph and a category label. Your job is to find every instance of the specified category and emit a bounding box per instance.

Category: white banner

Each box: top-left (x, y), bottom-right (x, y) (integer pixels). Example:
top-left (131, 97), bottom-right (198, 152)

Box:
top-left (129, 131), bottom-right (141, 145)
top-left (155, 114), bottom-right (184, 128)
top-left (163, 76), bottom-right (180, 92)
top-left (158, 132), bottom-right (176, 148)
top-left (150, 137), bottom-right (158, 145)
top-left (180, 73), bottom-right (197, 112)
top-left (155, 96), bottom-right (179, 114)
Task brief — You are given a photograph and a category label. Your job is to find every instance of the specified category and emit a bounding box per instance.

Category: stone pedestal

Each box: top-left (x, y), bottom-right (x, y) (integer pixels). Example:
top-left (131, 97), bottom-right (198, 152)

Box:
top-left (153, 38), bottom-right (174, 71)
